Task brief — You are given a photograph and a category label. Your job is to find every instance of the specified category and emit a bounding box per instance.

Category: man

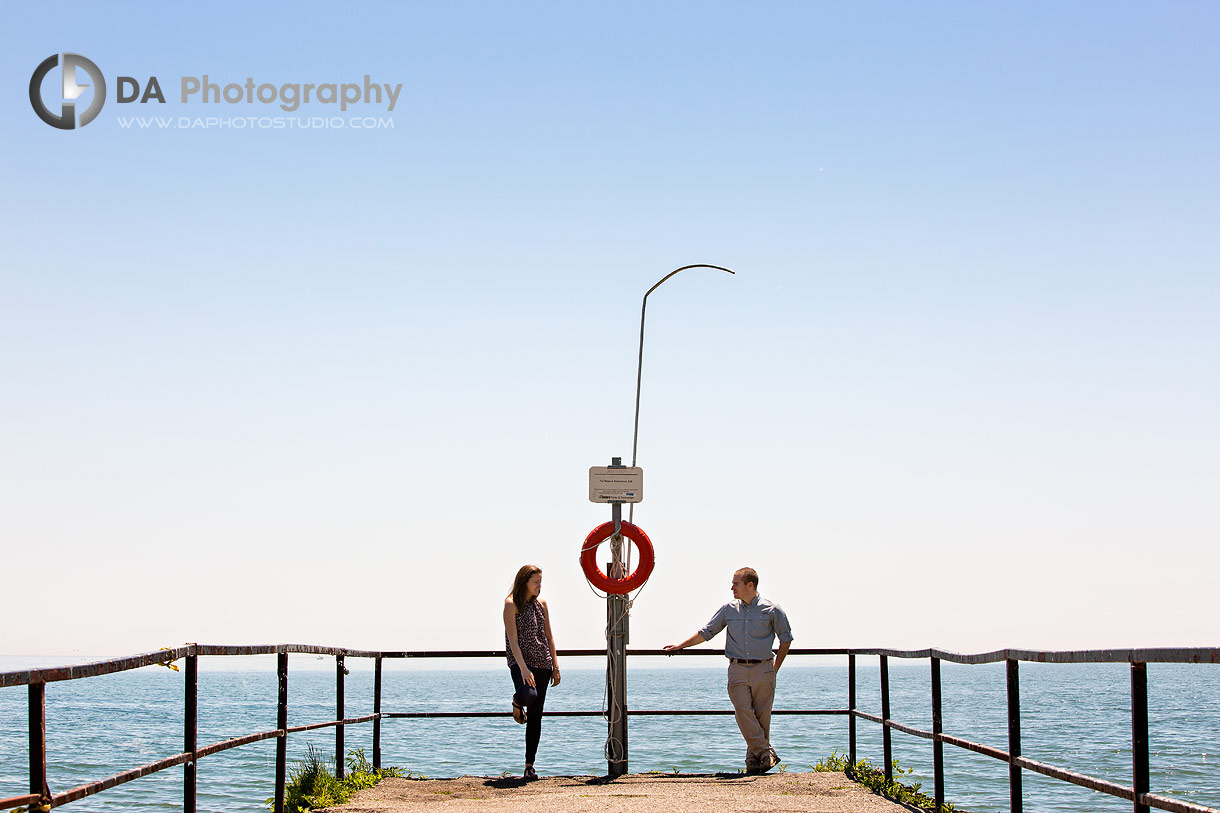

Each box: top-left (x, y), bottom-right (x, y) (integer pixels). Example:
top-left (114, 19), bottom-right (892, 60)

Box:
top-left (665, 567), bottom-right (793, 774)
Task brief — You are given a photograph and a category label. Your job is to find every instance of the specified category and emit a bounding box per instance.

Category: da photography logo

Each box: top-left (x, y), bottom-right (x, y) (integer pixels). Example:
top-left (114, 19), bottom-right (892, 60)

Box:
top-left (29, 55), bottom-right (401, 131)
top-left (30, 53), bottom-right (106, 129)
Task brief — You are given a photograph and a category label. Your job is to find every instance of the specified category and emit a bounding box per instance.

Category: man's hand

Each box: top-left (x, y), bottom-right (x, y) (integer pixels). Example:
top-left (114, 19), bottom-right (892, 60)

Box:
top-left (665, 632), bottom-right (706, 654)
top-left (774, 641), bottom-right (791, 673)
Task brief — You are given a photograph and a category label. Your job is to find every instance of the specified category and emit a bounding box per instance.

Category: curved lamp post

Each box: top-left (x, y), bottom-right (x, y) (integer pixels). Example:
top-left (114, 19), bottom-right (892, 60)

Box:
top-left (629, 263), bottom-right (735, 522)
top-left (601, 263), bottom-right (735, 777)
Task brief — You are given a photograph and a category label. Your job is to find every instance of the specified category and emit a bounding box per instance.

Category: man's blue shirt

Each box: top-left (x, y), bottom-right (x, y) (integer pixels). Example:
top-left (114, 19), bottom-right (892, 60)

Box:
top-left (698, 594), bottom-right (794, 660)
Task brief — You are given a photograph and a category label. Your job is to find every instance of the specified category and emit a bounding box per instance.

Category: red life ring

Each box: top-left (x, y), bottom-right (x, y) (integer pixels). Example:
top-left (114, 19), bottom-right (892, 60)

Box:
top-left (580, 521), bottom-right (655, 594)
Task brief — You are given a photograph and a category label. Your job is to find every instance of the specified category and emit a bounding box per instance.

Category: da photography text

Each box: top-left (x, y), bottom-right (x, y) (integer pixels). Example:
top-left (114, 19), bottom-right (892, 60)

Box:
top-left (29, 52), bottom-right (403, 131)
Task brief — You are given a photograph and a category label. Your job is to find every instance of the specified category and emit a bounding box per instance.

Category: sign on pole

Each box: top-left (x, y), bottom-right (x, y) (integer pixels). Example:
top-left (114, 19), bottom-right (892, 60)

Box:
top-left (588, 466), bottom-right (643, 503)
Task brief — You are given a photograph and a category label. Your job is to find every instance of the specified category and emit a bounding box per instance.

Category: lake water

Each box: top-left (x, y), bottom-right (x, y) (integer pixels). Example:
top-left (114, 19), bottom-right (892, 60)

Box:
top-left (1, 657), bottom-right (1217, 812)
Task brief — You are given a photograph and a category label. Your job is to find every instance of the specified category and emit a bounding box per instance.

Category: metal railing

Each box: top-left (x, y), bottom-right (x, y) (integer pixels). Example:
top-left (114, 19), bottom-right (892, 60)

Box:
top-left (2, 645), bottom-right (1216, 813)
top-left (840, 647), bottom-right (1220, 813)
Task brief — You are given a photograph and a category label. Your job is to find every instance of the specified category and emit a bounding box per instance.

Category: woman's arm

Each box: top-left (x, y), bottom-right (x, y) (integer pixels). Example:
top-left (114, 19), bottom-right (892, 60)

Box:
top-left (540, 599), bottom-right (561, 686)
top-left (503, 599), bottom-right (535, 687)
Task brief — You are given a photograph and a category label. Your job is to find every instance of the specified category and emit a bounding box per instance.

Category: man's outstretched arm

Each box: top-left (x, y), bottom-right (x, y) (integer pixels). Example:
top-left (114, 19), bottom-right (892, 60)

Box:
top-left (664, 632), bottom-right (706, 652)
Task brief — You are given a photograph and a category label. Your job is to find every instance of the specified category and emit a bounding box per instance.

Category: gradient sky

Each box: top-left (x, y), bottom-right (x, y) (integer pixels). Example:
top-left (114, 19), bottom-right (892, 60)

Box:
top-left (2, 2), bottom-right (1217, 659)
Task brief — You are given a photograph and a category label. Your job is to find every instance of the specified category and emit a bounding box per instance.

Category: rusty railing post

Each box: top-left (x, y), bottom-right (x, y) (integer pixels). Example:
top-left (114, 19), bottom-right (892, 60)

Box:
top-left (848, 653), bottom-right (857, 766)
top-left (374, 655), bottom-right (383, 769)
top-left (29, 682), bottom-right (49, 807)
top-left (274, 650), bottom-right (288, 813)
top-left (931, 656), bottom-right (944, 813)
top-left (1132, 662), bottom-right (1150, 813)
top-left (336, 654), bottom-right (346, 779)
top-left (881, 655), bottom-right (892, 783)
top-left (1007, 658), bottom-right (1023, 813)
top-left (185, 652), bottom-right (198, 813)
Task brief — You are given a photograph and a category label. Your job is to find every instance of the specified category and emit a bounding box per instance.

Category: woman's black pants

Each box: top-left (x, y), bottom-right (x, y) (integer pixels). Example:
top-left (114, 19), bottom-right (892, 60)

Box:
top-left (508, 662), bottom-right (553, 766)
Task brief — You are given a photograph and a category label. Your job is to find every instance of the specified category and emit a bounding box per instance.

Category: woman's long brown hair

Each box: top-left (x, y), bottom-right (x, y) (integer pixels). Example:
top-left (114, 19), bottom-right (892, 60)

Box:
top-left (511, 564), bottom-right (542, 611)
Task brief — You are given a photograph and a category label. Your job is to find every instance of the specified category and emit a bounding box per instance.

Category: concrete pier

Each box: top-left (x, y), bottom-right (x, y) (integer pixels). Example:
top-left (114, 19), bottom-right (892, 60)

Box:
top-left (323, 771), bottom-right (911, 812)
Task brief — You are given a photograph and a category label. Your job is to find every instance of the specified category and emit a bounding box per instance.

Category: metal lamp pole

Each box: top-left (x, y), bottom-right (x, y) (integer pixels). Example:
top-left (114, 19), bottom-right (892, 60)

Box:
top-left (628, 264), bottom-right (735, 524)
top-left (605, 264), bottom-right (735, 778)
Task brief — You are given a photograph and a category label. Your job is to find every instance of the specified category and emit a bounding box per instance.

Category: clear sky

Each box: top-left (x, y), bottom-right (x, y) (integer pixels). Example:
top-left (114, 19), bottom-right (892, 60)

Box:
top-left (2, 2), bottom-right (1217, 659)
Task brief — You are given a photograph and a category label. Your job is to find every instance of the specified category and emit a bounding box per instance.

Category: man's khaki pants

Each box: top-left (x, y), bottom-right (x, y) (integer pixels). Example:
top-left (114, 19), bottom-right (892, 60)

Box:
top-left (727, 660), bottom-right (776, 768)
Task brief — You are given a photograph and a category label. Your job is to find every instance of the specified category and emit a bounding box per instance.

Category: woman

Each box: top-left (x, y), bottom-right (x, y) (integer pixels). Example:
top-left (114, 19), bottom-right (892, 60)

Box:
top-left (503, 564), bottom-right (561, 779)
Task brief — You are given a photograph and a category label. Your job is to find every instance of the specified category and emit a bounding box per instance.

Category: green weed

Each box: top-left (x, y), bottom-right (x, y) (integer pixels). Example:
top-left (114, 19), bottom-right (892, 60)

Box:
top-left (265, 745), bottom-right (404, 812)
top-left (813, 749), bottom-right (955, 813)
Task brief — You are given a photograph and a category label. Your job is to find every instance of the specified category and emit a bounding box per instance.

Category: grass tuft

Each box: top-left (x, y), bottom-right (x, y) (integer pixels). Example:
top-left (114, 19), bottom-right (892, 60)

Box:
top-left (813, 749), bottom-right (955, 812)
top-left (265, 745), bottom-right (404, 812)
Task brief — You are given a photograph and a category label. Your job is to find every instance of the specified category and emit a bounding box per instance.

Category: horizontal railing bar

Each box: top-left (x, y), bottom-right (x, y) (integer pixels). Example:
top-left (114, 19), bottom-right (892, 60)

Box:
top-left (939, 733), bottom-right (1010, 762)
top-left (0, 794), bottom-right (41, 811)
top-left (385, 711), bottom-right (602, 718)
top-left (1143, 792), bottom-right (1220, 813)
top-left (195, 643), bottom-right (389, 659)
top-left (382, 708), bottom-right (849, 719)
top-left (191, 644), bottom-right (280, 657)
top-left (854, 710), bottom-right (935, 740)
top-left (287, 720), bottom-right (342, 733)
top-left (6, 645), bottom-right (1219, 686)
top-left (625, 708), bottom-right (849, 716)
top-left (863, 648), bottom-right (1220, 665)
top-left (194, 644), bottom-right (386, 658)
top-left (886, 719), bottom-right (933, 740)
top-left (48, 752), bottom-right (191, 807)
top-left (379, 649), bottom-right (610, 658)
top-left (0, 647), bottom-right (192, 687)
top-left (1015, 756), bottom-right (1134, 801)
top-left (776, 709), bottom-right (851, 716)
top-left (378, 648), bottom-right (820, 658)
top-left (627, 648), bottom-right (849, 657)
top-left (195, 729), bottom-right (281, 759)
top-left (39, 722), bottom-right (381, 809)
top-left (287, 645), bottom-right (1220, 664)
top-left (854, 713), bottom-right (1215, 812)
top-left (285, 714), bottom-right (378, 734)
top-left (385, 648), bottom-right (804, 657)
top-left (280, 644), bottom-right (384, 658)
top-left (852, 709), bottom-right (934, 739)
top-left (287, 645), bottom-right (1220, 663)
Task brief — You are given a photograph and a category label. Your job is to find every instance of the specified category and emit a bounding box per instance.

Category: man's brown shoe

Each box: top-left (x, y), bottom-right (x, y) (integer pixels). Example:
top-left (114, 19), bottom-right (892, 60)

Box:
top-left (761, 749), bottom-right (780, 772)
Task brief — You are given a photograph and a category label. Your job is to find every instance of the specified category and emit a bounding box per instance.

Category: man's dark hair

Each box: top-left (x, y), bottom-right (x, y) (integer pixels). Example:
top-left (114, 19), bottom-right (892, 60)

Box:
top-left (735, 567), bottom-right (759, 588)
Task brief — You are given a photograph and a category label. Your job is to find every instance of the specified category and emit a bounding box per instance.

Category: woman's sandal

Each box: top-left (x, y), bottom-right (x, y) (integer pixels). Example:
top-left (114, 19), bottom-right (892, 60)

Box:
top-left (512, 701), bottom-right (527, 724)
top-left (523, 765), bottom-right (538, 780)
